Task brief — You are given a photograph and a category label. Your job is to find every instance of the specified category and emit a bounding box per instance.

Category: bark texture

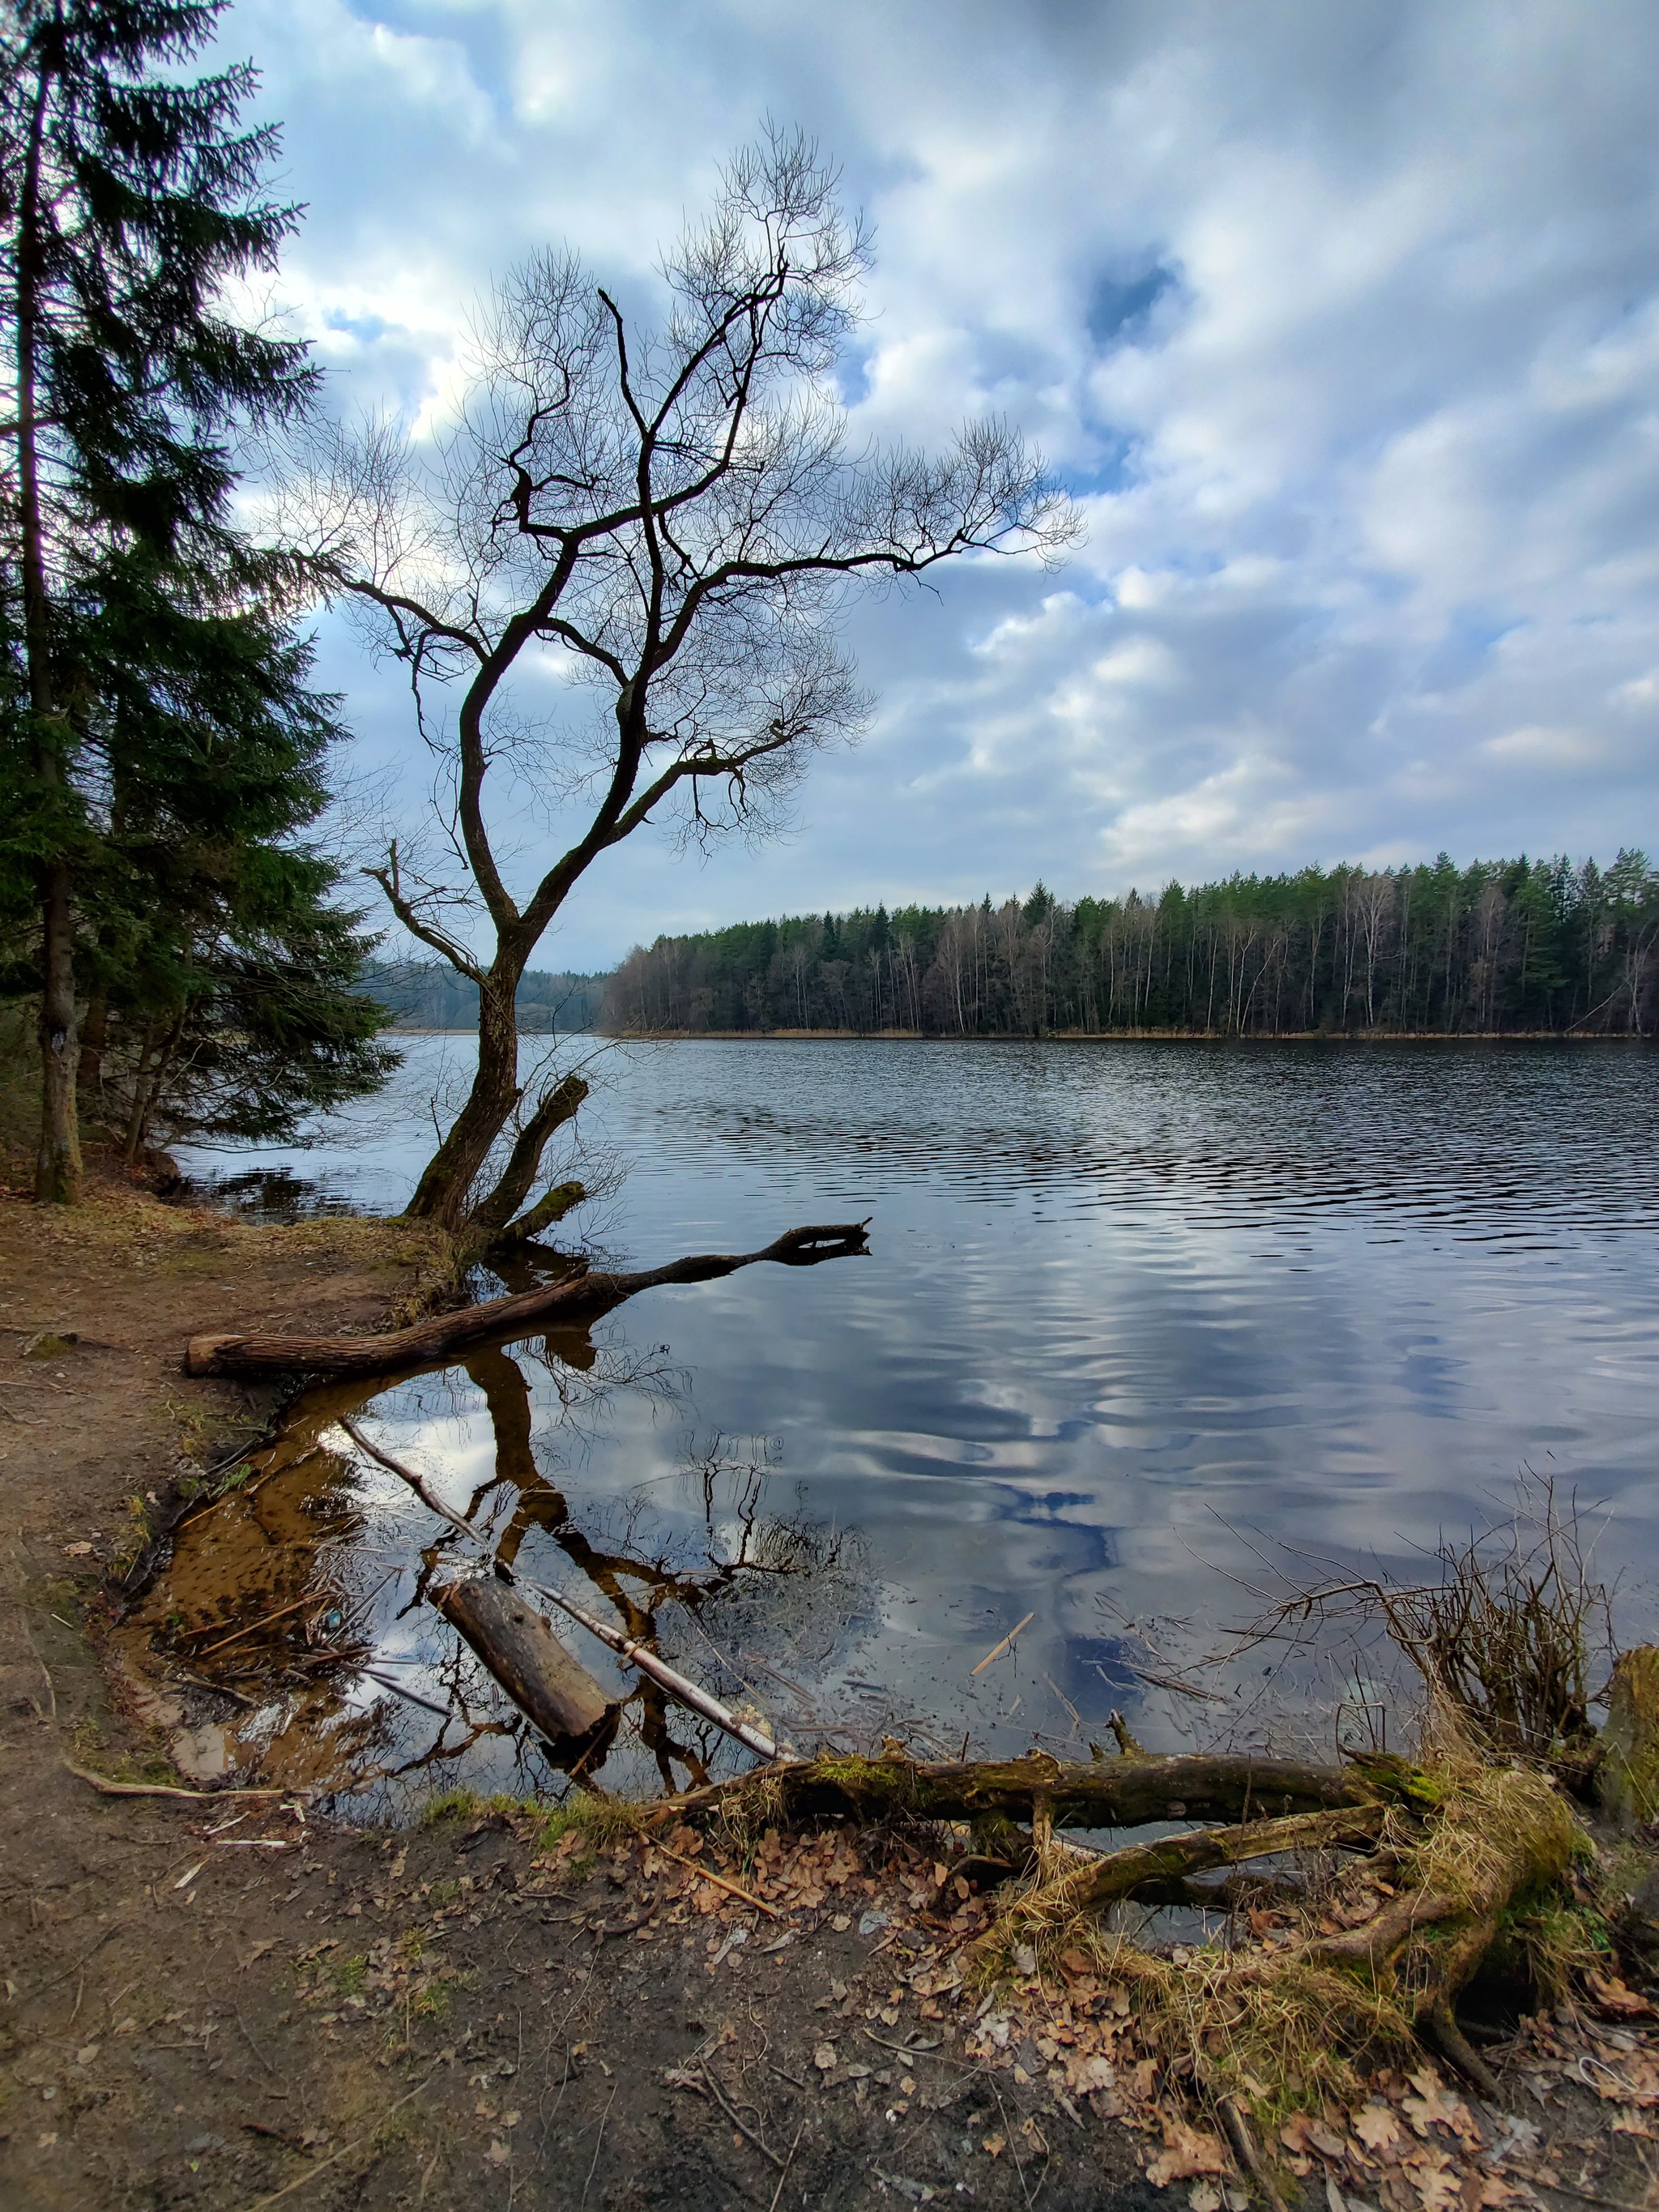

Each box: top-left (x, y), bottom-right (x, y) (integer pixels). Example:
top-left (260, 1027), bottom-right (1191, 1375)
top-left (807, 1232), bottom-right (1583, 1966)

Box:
top-left (433, 1575), bottom-right (611, 1741)
top-left (652, 1747), bottom-right (1425, 1830)
top-left (1597, 1645), bottom-right (1659, 1830)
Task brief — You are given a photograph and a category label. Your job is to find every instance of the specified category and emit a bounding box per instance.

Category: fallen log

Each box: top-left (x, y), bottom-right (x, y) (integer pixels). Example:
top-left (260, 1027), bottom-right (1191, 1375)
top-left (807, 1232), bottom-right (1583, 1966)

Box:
top-left (649, 1745), bottom-right (1427, 1830)
top-left (183, 1219), bottom-right (870, 1377)
top-left (433, 1575), bottom-right (612, 1742)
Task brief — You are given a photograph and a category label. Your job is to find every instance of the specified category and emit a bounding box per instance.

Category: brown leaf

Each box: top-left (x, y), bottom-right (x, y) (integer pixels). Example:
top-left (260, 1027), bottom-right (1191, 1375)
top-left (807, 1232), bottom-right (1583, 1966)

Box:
top-left (1588, 1970), bottom-right (1656, 2019)
top-left (1147, 2123), bottom-right (1228, 2185)
top-left (1353, 2104), bottom-right (1405, 2157)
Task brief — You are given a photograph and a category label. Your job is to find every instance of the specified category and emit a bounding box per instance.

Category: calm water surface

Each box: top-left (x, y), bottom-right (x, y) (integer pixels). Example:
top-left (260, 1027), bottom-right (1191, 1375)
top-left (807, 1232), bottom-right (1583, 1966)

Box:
top-left (156, 1038), bottom-right (1659, 1810)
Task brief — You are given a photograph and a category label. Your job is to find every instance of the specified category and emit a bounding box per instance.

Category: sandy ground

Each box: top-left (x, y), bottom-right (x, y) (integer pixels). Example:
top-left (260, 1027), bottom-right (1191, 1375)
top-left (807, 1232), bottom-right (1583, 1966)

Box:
top-left (3, 1176), bottom-right (1658, 2212)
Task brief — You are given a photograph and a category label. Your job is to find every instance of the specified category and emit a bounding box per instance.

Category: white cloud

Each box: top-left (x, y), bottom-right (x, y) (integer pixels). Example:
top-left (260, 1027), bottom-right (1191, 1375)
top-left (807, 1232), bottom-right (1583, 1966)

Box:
top-left (220, 0), bottom-right (1659, 963)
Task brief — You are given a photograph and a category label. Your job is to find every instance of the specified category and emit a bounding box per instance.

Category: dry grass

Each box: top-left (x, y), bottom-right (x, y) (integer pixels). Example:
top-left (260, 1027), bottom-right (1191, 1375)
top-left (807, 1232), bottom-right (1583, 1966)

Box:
top-left (1241, 1474), bottom-right (1614, 1774)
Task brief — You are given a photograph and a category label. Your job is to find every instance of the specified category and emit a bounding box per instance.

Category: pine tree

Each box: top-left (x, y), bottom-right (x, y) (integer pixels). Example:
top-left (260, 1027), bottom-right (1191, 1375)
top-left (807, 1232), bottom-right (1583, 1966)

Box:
top-left (0, 0), bottom-right (384, 1196)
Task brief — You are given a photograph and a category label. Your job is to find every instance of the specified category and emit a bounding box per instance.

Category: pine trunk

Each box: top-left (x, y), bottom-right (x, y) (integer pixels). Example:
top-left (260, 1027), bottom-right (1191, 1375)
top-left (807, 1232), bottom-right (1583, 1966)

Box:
top-left (19, 61), bottom-right (82, 1206)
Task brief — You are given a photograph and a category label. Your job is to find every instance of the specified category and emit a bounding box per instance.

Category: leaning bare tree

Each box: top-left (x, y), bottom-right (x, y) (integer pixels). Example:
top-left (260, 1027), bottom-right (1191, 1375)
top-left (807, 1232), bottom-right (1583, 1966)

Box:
top-left (302, 130), bottom-right (1077, 1233)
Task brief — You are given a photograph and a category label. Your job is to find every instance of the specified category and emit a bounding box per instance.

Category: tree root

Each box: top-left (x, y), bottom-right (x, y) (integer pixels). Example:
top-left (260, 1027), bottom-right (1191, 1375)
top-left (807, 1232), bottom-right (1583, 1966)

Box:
top-left (981, 1801), bottom-right (1389, 1952)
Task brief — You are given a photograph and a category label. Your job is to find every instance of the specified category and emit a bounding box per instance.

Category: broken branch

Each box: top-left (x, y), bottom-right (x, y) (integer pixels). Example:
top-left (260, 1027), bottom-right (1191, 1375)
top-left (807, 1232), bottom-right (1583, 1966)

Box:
top-left (184, 1221), bottom-right (870, 1377)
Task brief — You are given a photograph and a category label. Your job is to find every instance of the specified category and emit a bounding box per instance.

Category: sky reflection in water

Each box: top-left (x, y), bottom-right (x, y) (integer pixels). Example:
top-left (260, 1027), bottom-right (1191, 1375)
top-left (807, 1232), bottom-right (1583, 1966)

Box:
top-left (168, 1038), bottom-right (1659, 1808)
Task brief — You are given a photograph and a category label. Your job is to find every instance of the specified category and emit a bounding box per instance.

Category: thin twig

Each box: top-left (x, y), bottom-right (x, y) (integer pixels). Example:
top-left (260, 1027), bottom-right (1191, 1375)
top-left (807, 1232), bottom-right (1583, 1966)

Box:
top-left (579, 2080), bottom-right (617, 2208)
top-left (971, 1613), bottom-right (1035, 1676)
top-left (696, 2063), bottom-right (785, 2168)
top-left (64, 1761), bottom-right (280, 1802)
top-left (238, 2067), bottom-right (438, 2210)
top-left (767, 2122), bottom-right (805, 2211)
top-left (655, 1843), bottom-right (782, 1919)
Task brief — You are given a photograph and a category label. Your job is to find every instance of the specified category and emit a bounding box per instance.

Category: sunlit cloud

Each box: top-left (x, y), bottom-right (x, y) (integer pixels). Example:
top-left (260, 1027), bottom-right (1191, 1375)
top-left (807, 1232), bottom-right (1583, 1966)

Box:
top-left (220, 0), bottom-right (1659, 963)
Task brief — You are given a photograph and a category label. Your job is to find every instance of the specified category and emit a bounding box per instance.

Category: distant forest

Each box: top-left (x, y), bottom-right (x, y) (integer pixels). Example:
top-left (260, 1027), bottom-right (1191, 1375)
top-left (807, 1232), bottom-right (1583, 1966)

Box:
top-left (365, 963), bottom-right (607, 1033)
top-left (599, 852), bottom-right (1659, 1039)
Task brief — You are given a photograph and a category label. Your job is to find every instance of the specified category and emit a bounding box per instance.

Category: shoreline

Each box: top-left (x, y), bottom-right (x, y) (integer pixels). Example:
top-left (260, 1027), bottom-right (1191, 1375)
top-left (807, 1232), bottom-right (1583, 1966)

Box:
top-left (390, 1023), bottom-right (1651, 1044)
top-left (1, 1176), bottom-right (1653, 2209)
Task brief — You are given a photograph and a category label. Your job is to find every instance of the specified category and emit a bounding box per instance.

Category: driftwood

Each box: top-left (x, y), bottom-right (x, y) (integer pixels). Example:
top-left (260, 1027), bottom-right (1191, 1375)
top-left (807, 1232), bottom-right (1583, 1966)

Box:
top-left (184, 1220), bottom-right (869, 1377)
top-left (339, 1415), bottom-right (783, 1761)
top-left (433, 1575), bottom-right (611, 1742)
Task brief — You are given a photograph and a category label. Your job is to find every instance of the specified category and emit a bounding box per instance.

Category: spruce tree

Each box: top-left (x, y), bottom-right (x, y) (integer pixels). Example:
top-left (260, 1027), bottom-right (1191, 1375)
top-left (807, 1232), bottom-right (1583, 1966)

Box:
top-left (0, 0), bottom-right (375, 1199)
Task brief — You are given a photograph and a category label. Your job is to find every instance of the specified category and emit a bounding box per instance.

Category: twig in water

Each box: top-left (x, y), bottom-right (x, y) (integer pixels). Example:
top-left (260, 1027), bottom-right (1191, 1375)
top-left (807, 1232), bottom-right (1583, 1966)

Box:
top-left (193, 1593), bottom-right (321, 1658)
top-left (971, 1613), bottom-right (1035, 1676)
top-left (360, 1668), bottom-right (452, 1719)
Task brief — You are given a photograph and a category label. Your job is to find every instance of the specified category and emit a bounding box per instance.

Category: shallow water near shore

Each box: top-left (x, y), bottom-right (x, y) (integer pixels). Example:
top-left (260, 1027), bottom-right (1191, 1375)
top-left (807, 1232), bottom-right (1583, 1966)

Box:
top-left (147, 1036), bottom-right (1659, 1813)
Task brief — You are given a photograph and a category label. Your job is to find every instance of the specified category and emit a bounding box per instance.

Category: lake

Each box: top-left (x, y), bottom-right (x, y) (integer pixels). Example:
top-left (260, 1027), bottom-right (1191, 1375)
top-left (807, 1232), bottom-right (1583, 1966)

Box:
top-left (156, 1036), bottom-right (1659, 1812)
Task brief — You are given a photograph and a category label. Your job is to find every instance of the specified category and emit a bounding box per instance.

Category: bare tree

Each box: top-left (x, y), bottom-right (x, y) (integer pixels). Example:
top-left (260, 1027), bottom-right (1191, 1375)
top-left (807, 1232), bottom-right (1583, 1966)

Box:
top-left (302, 130), bottom-right (1076, 1231)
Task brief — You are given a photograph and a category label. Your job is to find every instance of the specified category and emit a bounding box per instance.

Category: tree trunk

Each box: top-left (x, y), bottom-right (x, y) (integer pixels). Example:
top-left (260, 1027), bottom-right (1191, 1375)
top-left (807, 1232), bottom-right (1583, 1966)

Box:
top-left (651, 1747), bottom-right (1424, 1831)
top-left (403, 963), bottom-right (525, 1227)
top-left (18, 57), bottom-right (83, 1207)
top-left (36, 860), bottom-right (83, 1203)
top-left (75, 989), bottom-right (108, 1106)
top-left (469, 1073), bottom-right (589, 1237)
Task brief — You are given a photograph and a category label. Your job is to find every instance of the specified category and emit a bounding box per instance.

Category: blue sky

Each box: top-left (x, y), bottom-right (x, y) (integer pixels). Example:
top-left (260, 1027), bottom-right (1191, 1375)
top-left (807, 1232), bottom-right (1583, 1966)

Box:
top-left (222, 0), bottom-right (1659, 969)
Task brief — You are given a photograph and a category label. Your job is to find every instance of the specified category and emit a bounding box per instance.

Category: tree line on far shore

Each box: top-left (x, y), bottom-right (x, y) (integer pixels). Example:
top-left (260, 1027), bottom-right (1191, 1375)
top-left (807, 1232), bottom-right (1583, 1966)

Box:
top-left (600, 852), bottom-right (1659, 1040)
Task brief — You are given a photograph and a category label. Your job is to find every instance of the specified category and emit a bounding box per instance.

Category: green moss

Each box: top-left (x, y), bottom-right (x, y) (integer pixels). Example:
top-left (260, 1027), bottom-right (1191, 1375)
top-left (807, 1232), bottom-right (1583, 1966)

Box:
top-left (420, 1788), bottom-right (483, 1828)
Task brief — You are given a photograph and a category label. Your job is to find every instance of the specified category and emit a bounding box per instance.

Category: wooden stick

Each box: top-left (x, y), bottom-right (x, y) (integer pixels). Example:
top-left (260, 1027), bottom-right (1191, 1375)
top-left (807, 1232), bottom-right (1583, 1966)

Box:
top-left (1218, 2095), bottom-right (1289, 2212)
top-left (64, 1761), bottom-right (282, 1802)
top-left (654, 1843), bottom-right (783, 1919)
top-left (339, 1416), bottom-right (783, 1761)
top-left (192, 1592), bottom-right (321, 1659)
top-left (971, 1612), bottom-right (1035, 1675)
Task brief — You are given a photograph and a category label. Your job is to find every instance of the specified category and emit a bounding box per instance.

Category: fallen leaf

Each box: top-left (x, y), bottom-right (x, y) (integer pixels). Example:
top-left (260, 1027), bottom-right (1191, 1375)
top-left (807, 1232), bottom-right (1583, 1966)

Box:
top-left (1589, 1970), bottom-right (1656, 2020)
top-left (1148, 2123), bottom-right (1228, 2186)
top-left (1190, 2186), bottom-right (1222, 2212)
top-left (1402, 2069), bottom-right (1468, 2137)
top-left (1070, 2054), bottom-right (1116, 2095)
top-left (173, 1861), bottom-right (206, 1891)
top-left (63, 1542), bottom-right (92, 1557)
top-left (484, 2139), bottom-right (510, 2167)
top-left (1401, 2149), bottom-right (1460, 2212)
top-left (813, 2044), bottom-right (837, 2072)
top-left (982, 2134), bottom-right (1006, 2159)
top-left (1353, 2104), bottom-right (1404, 2155)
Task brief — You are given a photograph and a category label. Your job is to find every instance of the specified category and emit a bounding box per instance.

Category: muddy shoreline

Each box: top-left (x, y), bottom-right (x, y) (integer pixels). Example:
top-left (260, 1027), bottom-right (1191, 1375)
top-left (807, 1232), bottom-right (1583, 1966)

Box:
top-left (3, 1177), bottom-right (1657, 2210)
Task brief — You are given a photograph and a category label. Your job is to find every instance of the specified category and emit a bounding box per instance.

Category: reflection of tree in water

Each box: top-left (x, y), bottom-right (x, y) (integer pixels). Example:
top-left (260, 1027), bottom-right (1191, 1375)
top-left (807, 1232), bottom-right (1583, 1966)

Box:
top-left (140, 1308), bottom-right (879, 1802)
top-left (412, 1344), bottom-right (876, 1791)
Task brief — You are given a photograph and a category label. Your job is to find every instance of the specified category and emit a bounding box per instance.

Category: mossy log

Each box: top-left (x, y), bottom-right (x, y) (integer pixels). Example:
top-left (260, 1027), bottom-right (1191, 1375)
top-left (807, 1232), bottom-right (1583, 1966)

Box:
top-left (654, 1746), bottom-right (1429, 1830)
top-left (183, 1220), bottom-right (870, 1377)
top-left (1597, 1645), bottom-right (1659, 1830)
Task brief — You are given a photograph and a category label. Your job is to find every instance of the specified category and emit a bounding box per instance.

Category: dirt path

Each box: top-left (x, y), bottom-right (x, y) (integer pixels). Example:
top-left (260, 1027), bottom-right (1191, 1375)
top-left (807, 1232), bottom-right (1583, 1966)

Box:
top-left (2, 1180), bottom-right (1655, 2211)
